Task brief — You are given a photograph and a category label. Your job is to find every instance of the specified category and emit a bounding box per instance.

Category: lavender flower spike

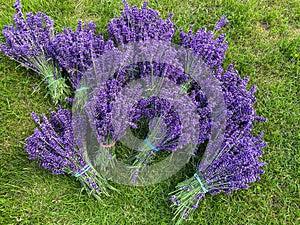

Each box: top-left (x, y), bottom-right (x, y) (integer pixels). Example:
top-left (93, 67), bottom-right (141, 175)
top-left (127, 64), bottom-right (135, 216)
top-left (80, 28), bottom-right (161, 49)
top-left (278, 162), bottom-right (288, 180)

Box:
top-left (214, 15), bottom-right (228, 31)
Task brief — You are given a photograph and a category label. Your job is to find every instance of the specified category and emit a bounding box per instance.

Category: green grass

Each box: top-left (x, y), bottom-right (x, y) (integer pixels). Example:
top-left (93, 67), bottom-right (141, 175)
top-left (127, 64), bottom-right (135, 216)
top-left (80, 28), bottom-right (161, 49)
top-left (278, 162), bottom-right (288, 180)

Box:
top-left (0, 0), bottom-right (299, 224)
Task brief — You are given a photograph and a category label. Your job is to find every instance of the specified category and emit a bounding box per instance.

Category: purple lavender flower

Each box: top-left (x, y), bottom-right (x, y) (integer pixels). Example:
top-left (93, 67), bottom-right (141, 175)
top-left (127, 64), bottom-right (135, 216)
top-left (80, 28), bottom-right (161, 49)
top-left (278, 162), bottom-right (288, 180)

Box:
top-left (47, 21), bottom-right (114, 89)
top-left (25, 106), bottom-right (116, 197)
top-left (182, 210), bottom-right (189, 219)
top-left (107, 0), bottom-right (175, 45)
top-left (180, 25), bottom-right (228, 69)
top-left (214, 15), bottom-right (228, 31)
top-left (171, 195), bottom-right (179, 206)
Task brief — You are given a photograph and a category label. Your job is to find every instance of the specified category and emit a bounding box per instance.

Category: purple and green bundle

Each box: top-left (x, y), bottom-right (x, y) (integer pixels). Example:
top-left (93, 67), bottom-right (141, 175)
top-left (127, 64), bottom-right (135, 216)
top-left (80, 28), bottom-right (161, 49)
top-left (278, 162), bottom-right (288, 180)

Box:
top-left (170, 133), bottom-right (266, 224)
top-left (169, 28), bottom-right (267, 223)
top-left (25, 106), bottom-right (117, 198)
top-left (0, 0), bottom-right (70, 104)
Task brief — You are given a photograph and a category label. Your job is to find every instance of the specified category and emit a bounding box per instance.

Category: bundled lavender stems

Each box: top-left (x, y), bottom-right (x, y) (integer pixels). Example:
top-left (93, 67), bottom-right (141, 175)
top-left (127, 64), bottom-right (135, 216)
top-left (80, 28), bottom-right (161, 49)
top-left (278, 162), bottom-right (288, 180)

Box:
top-left (169, 17), bottom-right (267, 223)
top-left (128, 95), bottom-right (182, 183)
top-left (84, 81), bottom-right (144, 174)
top-left (170, 132), bottom-right (266, 224)
top-left (0, 0), bottom-right (70, 104)
top-left (25, 106), bottom-right (116, 198)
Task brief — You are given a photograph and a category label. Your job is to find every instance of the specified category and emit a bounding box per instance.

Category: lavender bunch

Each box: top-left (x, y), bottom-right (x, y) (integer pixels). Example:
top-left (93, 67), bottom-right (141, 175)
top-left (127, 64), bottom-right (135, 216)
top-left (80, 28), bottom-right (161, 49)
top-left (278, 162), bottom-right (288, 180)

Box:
top-left (81, 74), bottom-right (134, 177)
top-left (170, 132), bottom-right (266, 224)
top-left (128, 96), bottom-right (181, 183)
top-left (108, 0), bottom-right (175, 45)
top-left (0, 0), bottom-right (70, 104)
top-left (47, 21), bottom-right (114, 89)
top-left (25, 106), bottom-right (116, 199)
top-left (169, 63), bottom-right (267, 223)
top-left (85, 81), bottom-right (144, 172)
top-left (123, 72), bottom-right (200, 183)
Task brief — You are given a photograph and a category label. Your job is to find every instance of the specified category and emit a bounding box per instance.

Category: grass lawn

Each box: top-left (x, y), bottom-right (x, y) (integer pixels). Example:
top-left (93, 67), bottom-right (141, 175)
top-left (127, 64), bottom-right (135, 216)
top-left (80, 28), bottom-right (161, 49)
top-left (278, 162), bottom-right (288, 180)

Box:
top-left (0, 0), bottom-right (299, 224)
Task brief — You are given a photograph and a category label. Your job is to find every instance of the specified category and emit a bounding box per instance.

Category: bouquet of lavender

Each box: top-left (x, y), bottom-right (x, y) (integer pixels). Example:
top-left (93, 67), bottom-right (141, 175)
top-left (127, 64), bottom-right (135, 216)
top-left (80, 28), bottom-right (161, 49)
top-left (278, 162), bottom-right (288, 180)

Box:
top-left (83, 79), bottom-right (143, 175)
top-left (25, 106), bottom-right (117, 199)
top-left (126, 80), bottom-right (200, 184)
top-left (169, 52), bottom-right (267, 224)
top-left (0, 0), bottom-right (70, 104)
top-left (170, 132), bottom-right (266, 224)
top-left (127, 95), bottom-right (182, 183)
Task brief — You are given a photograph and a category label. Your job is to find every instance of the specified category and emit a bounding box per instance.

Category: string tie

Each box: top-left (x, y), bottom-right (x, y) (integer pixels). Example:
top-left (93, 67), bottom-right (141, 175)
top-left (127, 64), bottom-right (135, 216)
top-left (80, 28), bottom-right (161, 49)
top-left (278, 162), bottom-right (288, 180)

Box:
top-left (47, 77), bottom-right (64, 88)
top-left (75, 164), bottom-right (91, 177)
top-left (100, 142), bottom-right (116, 148)
top-left (145, 137), bottom-right (159, 152)
top-left (75, 86), bottom-right (90, 92)
top-left (194, 173), bottom-right (208, 193)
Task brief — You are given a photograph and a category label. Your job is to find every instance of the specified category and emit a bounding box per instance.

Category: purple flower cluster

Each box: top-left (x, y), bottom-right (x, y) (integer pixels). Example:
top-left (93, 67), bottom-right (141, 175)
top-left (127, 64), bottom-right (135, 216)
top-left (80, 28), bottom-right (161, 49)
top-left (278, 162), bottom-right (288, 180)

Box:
top-left (0, 0), bottom-right (53, 70)
top-left (0, 0), bottom-right (71, 104)
top-left (25, 107), bottom-right (83, 174)
top-left (107, 0), bottom-right (175, 45)
top-left (180, 16), bottom-right (228, 69)
top-left (127, 95), bottom-right (185, 183)
top-left (170, 131), bottom-right (266, 221)
top-left (170, 48), bottom-right (267, 223)
top-left (25, 106), bottom-right (115, 197)
top-left (214, 15), bottom-right (228, 31)
top-left (47, 21), bottom-right (114, 89)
